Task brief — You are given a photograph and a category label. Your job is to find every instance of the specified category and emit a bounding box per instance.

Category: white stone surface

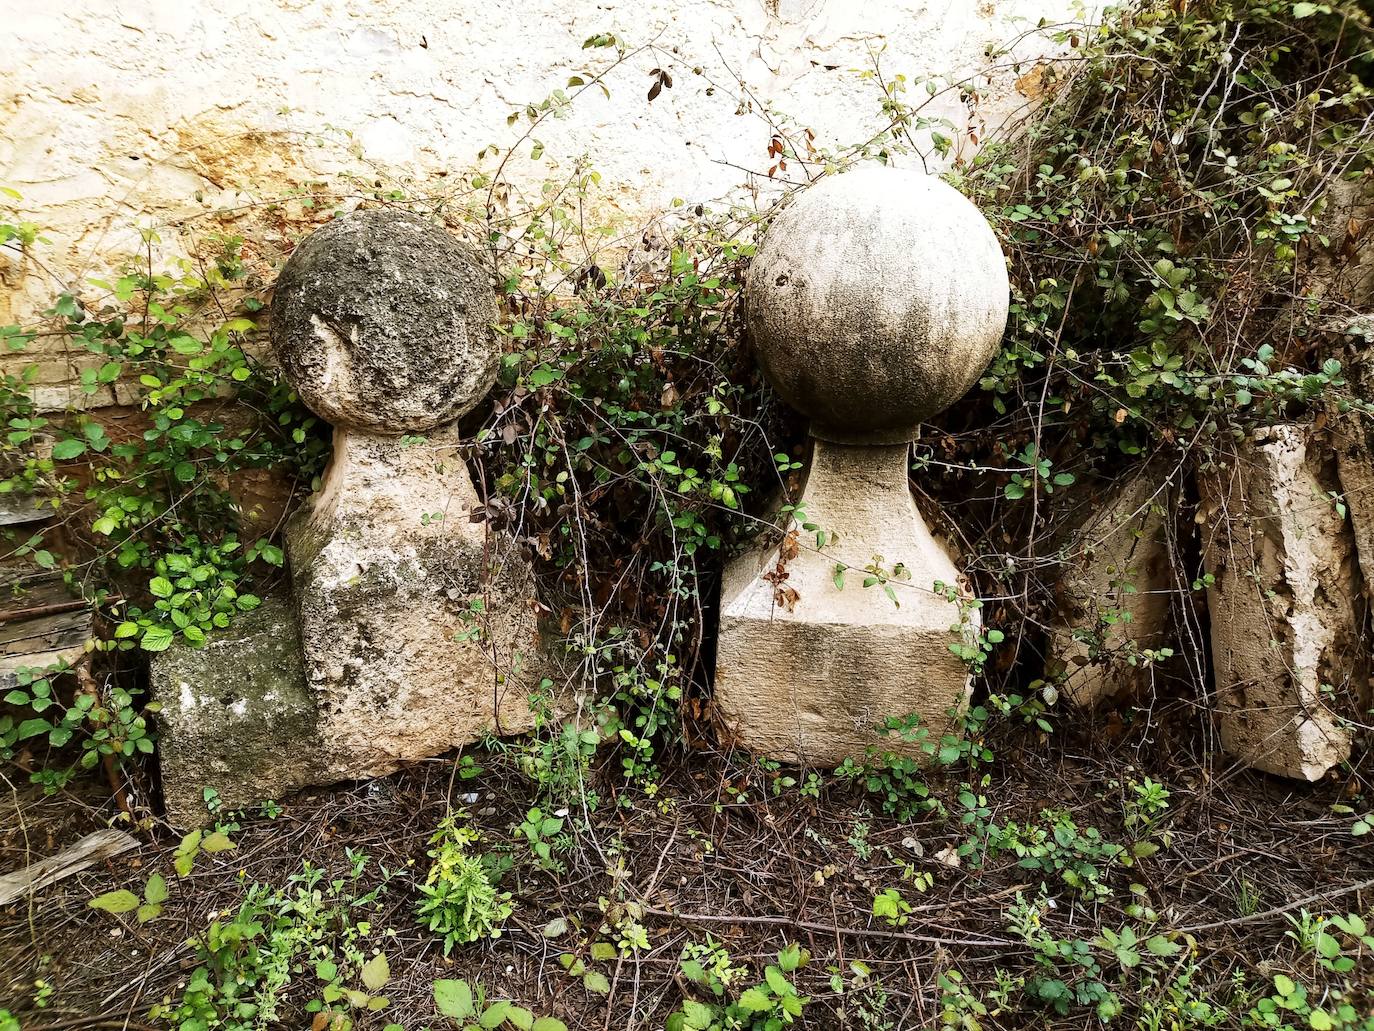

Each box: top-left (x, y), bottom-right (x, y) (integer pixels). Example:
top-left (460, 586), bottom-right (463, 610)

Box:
top-left (744, 166), bottom-right (1011, 442)
top-left (1, 0), bottom-right (1077, 338)
top-left (1201, 425), bottom-right (1366, 781)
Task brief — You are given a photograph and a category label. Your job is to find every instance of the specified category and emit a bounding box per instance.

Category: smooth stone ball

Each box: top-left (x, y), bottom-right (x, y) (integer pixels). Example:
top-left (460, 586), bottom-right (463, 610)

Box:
top-left (270, 209), bottom-right (499, 434)
top-left (745, 166), bottom-right (1010, 444)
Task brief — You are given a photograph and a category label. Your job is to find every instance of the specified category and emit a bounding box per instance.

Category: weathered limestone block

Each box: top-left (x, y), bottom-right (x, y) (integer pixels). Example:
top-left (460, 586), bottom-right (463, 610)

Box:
top-left (715, 166), bottom-right (1009, 765)
top-left (150, 594), bottom-right (323, 827)
top-left (1049, 468), bottom-right (1178, 707)
top-left (1201, 425), bottom-right (1366, 780)
top-left (286, 428), bottom-right (539, 774)
top-left (272, 209), bottom-right (540, 777)
top-left (717, 440), bottom-right (972, 764)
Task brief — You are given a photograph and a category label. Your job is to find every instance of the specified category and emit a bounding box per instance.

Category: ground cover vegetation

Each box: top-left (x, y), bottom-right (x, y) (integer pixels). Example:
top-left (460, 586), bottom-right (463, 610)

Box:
top-left (2, 1), bottom-right (1373, 1027)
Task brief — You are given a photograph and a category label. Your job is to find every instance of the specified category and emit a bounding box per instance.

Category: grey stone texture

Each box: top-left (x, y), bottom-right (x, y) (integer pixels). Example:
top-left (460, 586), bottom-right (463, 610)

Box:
top-left (1201, 426), bottom-right (1367, 780)
top-left (744, 166), bottom-right (1010, 444)
top-left (149, 593), bottom-right (323, 827)
top-left (270, 208), bottom-right (500, 434)
top-left (1049, 468), bottom-right (1179, 707)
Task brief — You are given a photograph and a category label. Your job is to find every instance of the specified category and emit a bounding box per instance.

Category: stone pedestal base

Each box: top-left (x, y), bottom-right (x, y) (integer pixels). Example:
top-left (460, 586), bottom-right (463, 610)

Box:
top-left (714, 440), bottom-right (974, 766)
top-left (150, 593), bottom-right (322, 828)
top-left (287, 427), bottom-right (541, 777)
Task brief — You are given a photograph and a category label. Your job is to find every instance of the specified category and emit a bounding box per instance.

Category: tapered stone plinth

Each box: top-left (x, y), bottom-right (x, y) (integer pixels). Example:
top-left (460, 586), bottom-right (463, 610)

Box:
top-left (716, 440), bottom-right (973, 765)
top-left (286, 427), bottom-right (539, 775)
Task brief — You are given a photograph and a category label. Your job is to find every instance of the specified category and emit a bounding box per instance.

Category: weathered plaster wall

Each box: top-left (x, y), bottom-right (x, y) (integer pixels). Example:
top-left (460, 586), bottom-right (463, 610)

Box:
top-left (2, 0), bottom-right (1076, 402)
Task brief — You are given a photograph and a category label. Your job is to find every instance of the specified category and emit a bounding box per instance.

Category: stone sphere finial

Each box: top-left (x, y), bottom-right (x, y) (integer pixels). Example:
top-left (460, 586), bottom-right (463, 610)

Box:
top-left (270, 208), bottom-right (500, 434)
top-left (745, 166), bottom-right (1010, 444)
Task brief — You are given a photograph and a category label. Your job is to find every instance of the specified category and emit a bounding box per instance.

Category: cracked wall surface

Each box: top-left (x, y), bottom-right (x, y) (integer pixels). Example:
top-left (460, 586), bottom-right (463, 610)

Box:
top-left (3, 0), bottom-right (1075, 363)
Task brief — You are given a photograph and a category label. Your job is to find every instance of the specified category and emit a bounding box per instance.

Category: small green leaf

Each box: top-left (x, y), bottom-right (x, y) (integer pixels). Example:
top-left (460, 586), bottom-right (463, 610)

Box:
top-left (201, 831), bottom-right (236, 853)
top-left (481, 1001), bottom-right (511, 1028)
top-left (1145, 934), bottom-right (1181, 957)
top-left (738, 988), bottom-right (773, 1012)
top-left (435, 979), bottom-right (474, 1019)
top-left (51, 438), bottom-right (87, 460)
top-left (143, 873), bottom-right (169, 905)
top-left (780, 940), bottom-right (802, 973)
top-left (681, 1001), bottom-right (715, 1029)
top-left (16, 718), bottom-right (51, 740)
top-left (89, 889), bottom-right (140, 914)
top-left (136, 902), bottom-right (162, 923)
top-left (361, 952), bottom-right (390, 991)
top-left (140, 626), bottom-right (176, 652)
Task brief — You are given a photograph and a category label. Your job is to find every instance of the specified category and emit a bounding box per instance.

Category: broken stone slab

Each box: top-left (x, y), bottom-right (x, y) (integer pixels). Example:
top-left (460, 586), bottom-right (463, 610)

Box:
top-left (0, 491), bottom-right (51, 527)
top-left (271, 208), bottom-right (542, 777)
top-left (1304, 180), bottom-right (1374, 760)
top-left (744, 167), bottom-right (1009, 447)
top-left (715, 166), bottom-right (1008, 765)
top-left (0, 828), bottom-right (139, 906)
top-left (1200, 424), bottom-right (1367, 780)
top-left (1048, 466), bottom-right (1179, 707)
top-left (286, 426), bottom-right (541, 775)
top-left (1335, 416), bottom-right (1374, 615)
top-left (149, 592), bottom-right (324, 827)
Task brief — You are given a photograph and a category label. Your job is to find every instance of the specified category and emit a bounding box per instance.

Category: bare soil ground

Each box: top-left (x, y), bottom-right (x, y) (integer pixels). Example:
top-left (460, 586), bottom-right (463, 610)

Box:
top-left (2, 687), bottom-right (1372, 1030)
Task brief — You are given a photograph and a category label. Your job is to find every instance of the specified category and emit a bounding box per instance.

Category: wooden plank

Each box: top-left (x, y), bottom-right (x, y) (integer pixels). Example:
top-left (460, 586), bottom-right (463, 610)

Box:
top-left (0, 828), bottom-right (140, 906)
top-left (0, 610), bottom-right (89, 645)
top-left (0, 493), bottom-right (49, 527)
